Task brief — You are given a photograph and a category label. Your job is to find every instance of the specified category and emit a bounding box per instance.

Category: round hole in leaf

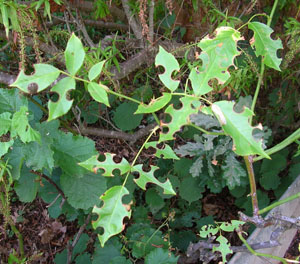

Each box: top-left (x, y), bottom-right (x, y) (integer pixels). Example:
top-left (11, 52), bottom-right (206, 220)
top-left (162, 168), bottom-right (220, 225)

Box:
top-left (49, 92), bottom-right (59, 103)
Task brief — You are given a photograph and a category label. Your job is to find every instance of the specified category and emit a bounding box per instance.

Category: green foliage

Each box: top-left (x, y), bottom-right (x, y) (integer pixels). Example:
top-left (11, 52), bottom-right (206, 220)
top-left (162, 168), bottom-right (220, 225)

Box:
top-left (3, 12), bottom-right (299, 263)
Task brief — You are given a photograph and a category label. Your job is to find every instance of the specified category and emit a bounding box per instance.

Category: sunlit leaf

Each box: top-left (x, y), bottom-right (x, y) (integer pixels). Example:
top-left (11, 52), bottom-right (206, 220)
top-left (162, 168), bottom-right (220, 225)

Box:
top-left (79, 153), bottom-right (131, 177)
top-left (11, 64), bottom-right (60, 93)
top-left (132, 165), bottom-right (176, 195)
top-left (145, 141), bottom-right (179, 159)
top-left (189, 27), bottom-right (242, 95)
top-left (88, 61), bottom-right (105, 81)
top-left (213, 235), bottom-right (232, 263)
top-left (248, 22), bottom-right (282, 71)
top-left (48, 77), bottom-right (75, 121)
top-left (65, 33), bottom-right (85, 75)
top-left (87, 82), bottom-right (110, 107)
top-left (92, 186), bottom-right (131, 246)
top-left (212, 101), bottom-right (270, 158)
top-left (135, 93), bottom-right (172, 114)
top-left (155, 46), bottom-right (179, 92)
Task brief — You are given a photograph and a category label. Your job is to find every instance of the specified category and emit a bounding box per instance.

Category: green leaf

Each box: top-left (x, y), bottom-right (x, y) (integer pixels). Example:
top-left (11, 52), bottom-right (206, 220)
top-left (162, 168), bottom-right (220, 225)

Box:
top-left (179, 176), bottom-right (204, 204)
top-left (219, 220), bottom-right (244, 232)
top-left (4, 140), bottom-right (25, 180)
top-left (48, 77), bottom-right (75, 121)
top-left (88, 61), bottom-right (105, 81)
top-left (87, 82), bottom-right (110, 107)
top-left (0, 140), bottom-right (14, 157)
top-left (212, 101), bottom-right (270, 158)
top-left (1, 4), bottom-right (9, 37)
top-left (11, 64), bottom-right (60, 93)
top-left (14, 167), bottom-right (39, 202)
top-left (248, 22), bottom-right (282, 71)
top-left (189, 27), bottom-right (241, 95)
top-left (199, 224), bottom-right (218, 238)
top-left (53, 132), bottom-right (97, 177)
top-left (221, 153), bottom-right (247, 189)
top-left (132, 164), bottom-right (176, 195)
top-left (92, 186), bottom-right (131, 246)
top-left (135, 93), bottom-right (172, 114)
top-left (145, 188), bottom-right (165, 214)
top-left (155, 46), bottom-right (179, 92)
top-left (92, 237), bottom-right (122, 264)
top-left (145, 248), bottom-right (178, 264)
top-left (65, 33), bottom-right (85, 75)
top-left (159, 96), bottom-right (200, 142)
top-left (0, 112), bottom-right (12, 135)
top-left (0, 88), bottom-right (28, 114)
top-left (259, 153), bottom-right (286, 190)
top-left (23, 121), bottom-right (60, 172)
top-left (213, 235), bottom-right (232, 263)
top-left (61, 171), bottom-right (107, 209)
top-left (113, 102), bottom-right (143, 131)
top-left (145, 141), bottom-right (179, 159)
top-left (79, 153), bottom-right (131, 176)
top-left (11, 106), bottom-right (41, 144)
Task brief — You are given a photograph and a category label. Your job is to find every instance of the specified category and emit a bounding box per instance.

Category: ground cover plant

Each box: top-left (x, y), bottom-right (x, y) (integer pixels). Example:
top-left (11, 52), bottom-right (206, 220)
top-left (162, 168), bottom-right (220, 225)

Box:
top-left (0, 0), bottom-right (300, 263)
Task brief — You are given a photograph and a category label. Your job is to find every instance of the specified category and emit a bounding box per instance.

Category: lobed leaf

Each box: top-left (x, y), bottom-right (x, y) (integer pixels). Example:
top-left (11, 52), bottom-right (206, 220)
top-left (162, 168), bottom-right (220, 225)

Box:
top-left (248, 22), bottom-right (282, 71)
top-left (92, 186), bottom-right (131, 247)
top-left (132, 164), bottom-right (176, 195)
top-left (155, 46), bottom-right (179, 92)
top-left (189, 27), bottom-right (242, 95)
top-left (65, 33), bottom-right (86, 75)
top-left (145, 141), bottom-right (179, 159)
top-left (48, 77), bottom-right (75, 121)
top-left (159, 96), bottom-right (200, 142)
top-left (213, 235), bottom-right (232, 263)
top-left (212, 101), bottom-right (270, 158)
top-left (135, 93), bottom-right (172, 114)
top-left (11, 64), bottom-right (60, 93)
top-left (79, 153), bottom-right (131, 177)
top-left (0, 140), bottom-right (14, 157)
top-left (0, 112), bottom-right (12, 135)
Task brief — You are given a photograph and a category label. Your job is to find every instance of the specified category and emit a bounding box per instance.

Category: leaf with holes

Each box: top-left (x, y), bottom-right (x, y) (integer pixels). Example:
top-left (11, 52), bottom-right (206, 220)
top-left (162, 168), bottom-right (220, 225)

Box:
top-left (79, 153), bottom-right (131, 176)
top-left (211, 101), bottom-right (270, 158)
top-left (11, 64), bottom-right (60, 93)
top-left (92, 185), bottom-right (131, 247)
top-left (159, 96), bottom-right (200, 142)
top-left (248, 22), bottom-right (282, 71)
top-left (48, 77), bottom-right (75, 121)
top-left (145, 141), bottom-right (179, 160)
top-left (213, 235), bottom-right (232, 263)
top-left (87, 82), bottom-right (110, 107)
top-left (88, 61), bottom-right (105, 81)
top-left (189, 27), bottom-right (242, 95)
top-left (132, 164), bottom-right (176, 195)
top-left (155, 46), bottom-right (179, 92)
top-left (135, 93), bottom-right (172, 114)
top-left (65, 33), bottom-right (86, 76)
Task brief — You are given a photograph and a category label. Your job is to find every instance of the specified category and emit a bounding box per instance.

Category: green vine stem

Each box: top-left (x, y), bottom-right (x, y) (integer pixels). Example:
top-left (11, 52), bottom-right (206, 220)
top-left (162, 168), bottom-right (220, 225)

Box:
top-left (254, 128), bottom-right (300, 162)
top-left (237, 230), bottom-right (288, 264)
top-left (244, 156), bottom-right (260, 216)
top-left (259, 191), bottom-right (300, 215)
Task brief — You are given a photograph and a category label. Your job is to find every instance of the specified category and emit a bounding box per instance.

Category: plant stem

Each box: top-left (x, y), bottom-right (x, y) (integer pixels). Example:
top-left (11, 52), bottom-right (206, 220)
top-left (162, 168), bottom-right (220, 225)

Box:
top-left (259, 191), bottom-right (300, 214)
top-left (0, 192), bottom-right (24, 258)
top-left (254, 128), bottom-right (300, 162)
top-left (237, 230), bottom-right (288, 264)
top-left (244, 156), bottom-right (259, 216)
top-left (188, 123), bottom-right (225, 136)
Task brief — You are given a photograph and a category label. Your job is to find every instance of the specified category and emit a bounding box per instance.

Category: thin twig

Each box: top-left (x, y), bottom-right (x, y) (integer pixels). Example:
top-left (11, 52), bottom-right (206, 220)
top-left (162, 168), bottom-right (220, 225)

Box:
top-left (67, 213), bottom-right (92, 264)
